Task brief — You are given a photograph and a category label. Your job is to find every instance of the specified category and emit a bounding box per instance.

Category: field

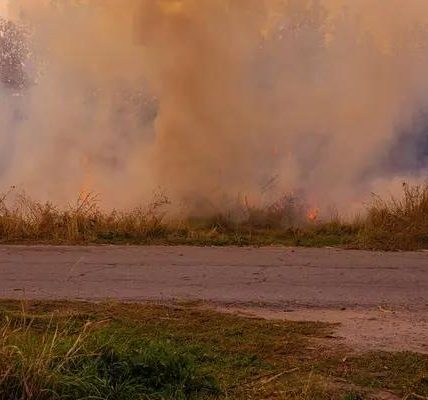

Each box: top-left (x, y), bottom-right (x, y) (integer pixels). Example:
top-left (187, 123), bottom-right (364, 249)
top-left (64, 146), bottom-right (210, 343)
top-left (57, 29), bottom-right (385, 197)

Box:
top-left (0, 300), bottom-right (427, 400)
top-left (1, 185), bottom-right (427, 400)
top-left (2, 3), bottom-right (428, 400)
top-left (1, 184), bottom-right (428, 250)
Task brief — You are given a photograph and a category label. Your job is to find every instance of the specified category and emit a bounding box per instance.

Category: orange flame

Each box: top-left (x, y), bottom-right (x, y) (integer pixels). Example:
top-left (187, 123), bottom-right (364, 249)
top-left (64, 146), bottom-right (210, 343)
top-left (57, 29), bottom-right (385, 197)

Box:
top-left (306, 207), bottom-right (319, 222)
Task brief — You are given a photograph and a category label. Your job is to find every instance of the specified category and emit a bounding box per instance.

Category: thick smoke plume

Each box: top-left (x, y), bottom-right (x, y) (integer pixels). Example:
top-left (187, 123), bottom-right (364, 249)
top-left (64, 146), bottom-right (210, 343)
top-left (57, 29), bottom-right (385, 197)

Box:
top-left (1, 0), bottom-right (428, 216)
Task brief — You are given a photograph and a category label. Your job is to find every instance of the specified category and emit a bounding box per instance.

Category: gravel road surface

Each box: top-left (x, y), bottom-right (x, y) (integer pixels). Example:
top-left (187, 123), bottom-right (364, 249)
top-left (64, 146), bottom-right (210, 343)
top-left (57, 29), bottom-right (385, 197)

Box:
top-left (0, 245), bottom-right (427, 308)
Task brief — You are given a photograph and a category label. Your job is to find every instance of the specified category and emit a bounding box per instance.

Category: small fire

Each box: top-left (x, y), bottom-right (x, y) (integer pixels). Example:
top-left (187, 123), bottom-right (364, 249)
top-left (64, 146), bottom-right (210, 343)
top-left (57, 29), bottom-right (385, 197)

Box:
top-left (306, 207), bottom-right (319, 222)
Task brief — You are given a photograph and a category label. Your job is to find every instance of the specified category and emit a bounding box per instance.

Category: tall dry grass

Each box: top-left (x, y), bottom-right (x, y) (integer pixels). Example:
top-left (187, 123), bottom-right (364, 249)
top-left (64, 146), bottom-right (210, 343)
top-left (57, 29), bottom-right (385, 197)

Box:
top-left (1, 184), bottom-right (428, 249)
top-left (361, 183), bottom-right (428, 250)
top-left (0, 190), bottom-right (170, 243)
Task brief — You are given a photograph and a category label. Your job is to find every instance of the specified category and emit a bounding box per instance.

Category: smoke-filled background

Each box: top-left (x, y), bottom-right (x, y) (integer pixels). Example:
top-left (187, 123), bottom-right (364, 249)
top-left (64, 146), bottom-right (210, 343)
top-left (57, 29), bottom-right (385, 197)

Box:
top-left (1, 0), bottom-right (428, 216)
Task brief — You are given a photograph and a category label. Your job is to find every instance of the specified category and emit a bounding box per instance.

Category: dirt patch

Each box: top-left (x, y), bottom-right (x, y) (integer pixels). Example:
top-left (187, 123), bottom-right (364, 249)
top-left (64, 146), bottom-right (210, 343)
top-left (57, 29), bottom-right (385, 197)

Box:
top-left (212, 305), bottom-right (428, 354)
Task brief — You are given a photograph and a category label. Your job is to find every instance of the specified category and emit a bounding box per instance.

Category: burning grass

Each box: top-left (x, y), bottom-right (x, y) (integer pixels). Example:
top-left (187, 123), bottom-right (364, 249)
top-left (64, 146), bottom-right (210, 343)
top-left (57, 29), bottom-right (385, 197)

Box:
top-left (0, 184), bottom-right (428, 250)
top-left (0, 300), bottom-right (427, 400)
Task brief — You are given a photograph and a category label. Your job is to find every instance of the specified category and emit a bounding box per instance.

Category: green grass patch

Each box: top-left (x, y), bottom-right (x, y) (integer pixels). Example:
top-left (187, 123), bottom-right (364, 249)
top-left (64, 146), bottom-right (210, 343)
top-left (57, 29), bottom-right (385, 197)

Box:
top-left (0, 301), bottom-right (427, 399)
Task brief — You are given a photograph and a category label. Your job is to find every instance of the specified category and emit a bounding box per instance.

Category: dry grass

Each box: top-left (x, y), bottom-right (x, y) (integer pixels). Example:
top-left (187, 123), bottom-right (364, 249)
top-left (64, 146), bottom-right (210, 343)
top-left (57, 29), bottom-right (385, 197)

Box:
top-left (0, 190), bottom-right (170, 244)
top-left (361, 183), bottom-right (428, 250)
top-left (0, 184), bottom-right (428, 250)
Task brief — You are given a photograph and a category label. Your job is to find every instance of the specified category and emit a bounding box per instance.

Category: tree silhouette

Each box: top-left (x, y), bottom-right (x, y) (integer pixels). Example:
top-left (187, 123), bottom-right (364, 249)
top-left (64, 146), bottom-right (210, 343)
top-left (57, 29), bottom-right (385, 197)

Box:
top-left (0, 16), bottom-right (28, 89)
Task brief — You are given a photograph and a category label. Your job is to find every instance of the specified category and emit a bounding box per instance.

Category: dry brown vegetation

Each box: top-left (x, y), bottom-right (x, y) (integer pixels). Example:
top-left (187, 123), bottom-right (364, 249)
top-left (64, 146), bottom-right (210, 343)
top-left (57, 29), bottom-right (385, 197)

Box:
top-left (361, 183), bottom-right (428, 250)
top-left (0, 184), bottom-right (427, 250)
top-left (0, 190), bottom-right (170, 244)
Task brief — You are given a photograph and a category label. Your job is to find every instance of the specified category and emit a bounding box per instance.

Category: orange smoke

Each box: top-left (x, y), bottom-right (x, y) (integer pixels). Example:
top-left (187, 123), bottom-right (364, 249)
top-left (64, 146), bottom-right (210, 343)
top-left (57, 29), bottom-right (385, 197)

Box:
top-left (2, 0), bottom-right (428, 215)
top-left (79, 154), bottom-right (93, 195)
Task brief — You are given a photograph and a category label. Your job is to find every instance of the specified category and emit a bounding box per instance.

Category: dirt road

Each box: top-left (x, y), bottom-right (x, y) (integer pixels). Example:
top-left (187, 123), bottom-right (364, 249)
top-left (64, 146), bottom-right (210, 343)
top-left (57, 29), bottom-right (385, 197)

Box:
top-left (1, 245), bottom-right (427, 307)
top-left (1, 245), bottom-right (427, 352)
